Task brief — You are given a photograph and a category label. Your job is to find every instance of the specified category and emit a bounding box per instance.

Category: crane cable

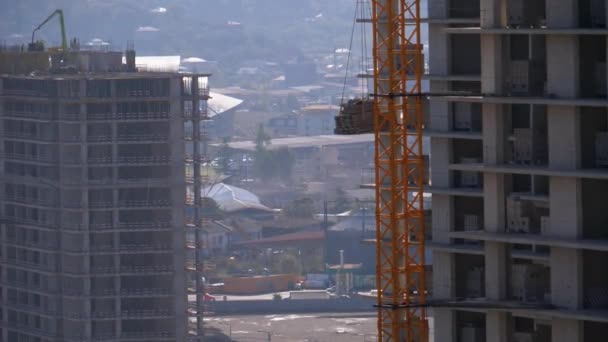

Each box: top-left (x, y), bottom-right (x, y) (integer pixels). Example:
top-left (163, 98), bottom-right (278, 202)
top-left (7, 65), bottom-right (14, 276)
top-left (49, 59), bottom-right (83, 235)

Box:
top-left (339, 0), bottom-right (362, 106)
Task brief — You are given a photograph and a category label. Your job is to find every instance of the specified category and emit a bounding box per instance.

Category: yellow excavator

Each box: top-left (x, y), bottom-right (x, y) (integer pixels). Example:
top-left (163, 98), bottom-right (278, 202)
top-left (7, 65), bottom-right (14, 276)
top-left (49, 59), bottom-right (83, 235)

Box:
top-left (28, 9), bottom-right (68, 52)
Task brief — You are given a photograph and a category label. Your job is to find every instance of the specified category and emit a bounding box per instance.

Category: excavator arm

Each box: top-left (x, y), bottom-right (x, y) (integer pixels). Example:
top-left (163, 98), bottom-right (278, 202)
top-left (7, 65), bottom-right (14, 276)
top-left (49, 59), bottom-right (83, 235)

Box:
top-left (31, 9), bottom-right (67, 51)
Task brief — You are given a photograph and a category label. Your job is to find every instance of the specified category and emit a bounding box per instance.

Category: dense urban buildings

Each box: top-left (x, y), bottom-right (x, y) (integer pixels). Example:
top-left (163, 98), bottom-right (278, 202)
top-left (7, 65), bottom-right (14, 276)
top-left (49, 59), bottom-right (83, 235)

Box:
top-left (429, 0), bottom-right (608, 341)
top-left (0, 46), bottom-right (209, 341)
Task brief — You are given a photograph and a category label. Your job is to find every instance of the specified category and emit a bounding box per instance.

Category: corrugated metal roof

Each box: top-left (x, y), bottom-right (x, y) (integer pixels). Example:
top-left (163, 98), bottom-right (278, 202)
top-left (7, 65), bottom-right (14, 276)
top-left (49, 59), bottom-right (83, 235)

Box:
top-left (202, 183), bottom-right (272, 213)
top-left (208, 92), bottom-right (243, 117)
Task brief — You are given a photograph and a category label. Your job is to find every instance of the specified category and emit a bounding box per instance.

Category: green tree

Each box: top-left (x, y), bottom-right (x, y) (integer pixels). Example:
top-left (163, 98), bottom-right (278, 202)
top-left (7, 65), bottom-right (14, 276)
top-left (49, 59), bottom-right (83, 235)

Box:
top-left (253, 149), bottom-right (276, 181)
top-left (332, 186), bottom-right (351, 213)
top-left (200, 197), bottom-right (224, 220)
top-left (255, 123), bottom-right (271, 152)
top-left (217, 136), bottom-right (233, 173)
top-left (284, 197), bottom-right (315, 218)
top-left (274, 147), bottom-right (295, 182)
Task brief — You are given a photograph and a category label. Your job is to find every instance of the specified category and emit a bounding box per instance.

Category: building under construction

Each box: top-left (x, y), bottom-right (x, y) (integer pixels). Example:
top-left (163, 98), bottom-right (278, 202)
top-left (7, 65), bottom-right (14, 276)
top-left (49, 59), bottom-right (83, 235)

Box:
top-left (0, 43), bottom-right (209, 341)
top-left (428, 0), bottom-right (608, 341)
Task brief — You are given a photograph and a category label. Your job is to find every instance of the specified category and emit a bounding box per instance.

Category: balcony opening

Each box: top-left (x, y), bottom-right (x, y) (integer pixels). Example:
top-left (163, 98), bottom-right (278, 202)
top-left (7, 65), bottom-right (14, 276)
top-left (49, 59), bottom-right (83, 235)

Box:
top-left (583, 251), bottom-right (608, 309)
top-left (580, 107), bottom-right (608, 168)
top-left (451, 102), bottom-right (482, 132)
top-left (511, 317), bottom-right (551, 342)
top-left (91, 277), bottom-right (115, 296)
top-left (506, 35), bottom-right (546, 96)
top-left (450, 80), bottom-right (481, 94)
top-left (93, 321), bottom-right (116, 339)
top-left (505, 195), bottom-right (549, 235)
top-left (122, 275), bottom-right (173, 292)
top-left (122, 319), bottom-right (174, 338)
top-left (455, 255), bottom-right (485, 299)
top-left (508, 259), bottom-right (551, 303)
top-left (453, 170), bottom-right (483, 189)
top-left (579, 0), bottom-right (606, 28)
top-left (450, 35), bottom-right (481, 75)
top-left (90, 232), bottom-right (114, 250)
top-left (506, 104), bottom-right (547, 165)
top-left (453, 196), bottom-right (483, 246)
top-left (582, 179), bottom-right (608, 239)
top-left (506, 0), bottom-right (546, 28)
top-left (452, 139), bottom-right (483, 164)
top-left (449, 0), bottom-right (480, 19)
top-left (579, 36), bottom-right (606, 98)
top-left (456, 311), bottom-right (486, 342)
top-left (585, 322), bottom-right (608, 342)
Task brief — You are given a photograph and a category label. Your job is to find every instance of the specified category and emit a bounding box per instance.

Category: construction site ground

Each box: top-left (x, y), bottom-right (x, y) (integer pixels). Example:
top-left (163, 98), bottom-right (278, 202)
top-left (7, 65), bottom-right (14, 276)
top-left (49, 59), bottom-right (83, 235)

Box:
top-left (203, 311), bottom-right (435, 341)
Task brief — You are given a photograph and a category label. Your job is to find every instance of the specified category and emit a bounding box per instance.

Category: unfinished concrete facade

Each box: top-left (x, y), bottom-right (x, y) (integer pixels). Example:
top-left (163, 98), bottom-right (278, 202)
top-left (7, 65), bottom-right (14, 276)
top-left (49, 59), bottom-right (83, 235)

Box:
top-left (429, 0), bottom-right (608, 341)
top-left (0, 48), bottom-right (209, 341)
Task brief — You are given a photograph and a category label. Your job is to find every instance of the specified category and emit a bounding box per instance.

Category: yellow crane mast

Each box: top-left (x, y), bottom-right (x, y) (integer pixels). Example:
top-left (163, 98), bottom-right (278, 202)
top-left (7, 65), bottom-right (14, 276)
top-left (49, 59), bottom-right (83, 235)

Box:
top-left (371, 0), bottom-right (427, 340)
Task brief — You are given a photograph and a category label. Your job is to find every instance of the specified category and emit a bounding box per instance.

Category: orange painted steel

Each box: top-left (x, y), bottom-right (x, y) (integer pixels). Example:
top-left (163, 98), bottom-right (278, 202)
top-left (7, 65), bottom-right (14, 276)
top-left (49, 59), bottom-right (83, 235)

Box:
top-left (371, 0), bottom-right (427, 341)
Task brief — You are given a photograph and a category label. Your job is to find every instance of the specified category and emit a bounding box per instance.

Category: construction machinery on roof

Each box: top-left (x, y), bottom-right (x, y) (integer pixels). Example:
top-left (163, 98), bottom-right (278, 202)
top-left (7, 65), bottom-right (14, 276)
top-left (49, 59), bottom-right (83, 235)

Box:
top-left (335, 0), bottom-right (428, 340)
top-left (29, 9), bottom-right (68, 52)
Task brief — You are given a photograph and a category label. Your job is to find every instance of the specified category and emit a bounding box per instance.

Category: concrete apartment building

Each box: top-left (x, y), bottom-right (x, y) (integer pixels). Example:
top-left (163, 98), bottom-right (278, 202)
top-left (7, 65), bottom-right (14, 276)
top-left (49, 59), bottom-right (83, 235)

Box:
top-left (0, 46), bottom-right (209, 341)
top-left (428, 0), bottom-right (608, 341)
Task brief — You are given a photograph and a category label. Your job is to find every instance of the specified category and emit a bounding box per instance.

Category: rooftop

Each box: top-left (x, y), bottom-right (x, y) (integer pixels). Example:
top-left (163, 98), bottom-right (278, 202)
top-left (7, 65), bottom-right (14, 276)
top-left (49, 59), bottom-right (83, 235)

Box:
top-left (202, 183), bottom-right (272, 213)
top-left (221, 134), bottom-right (375, 152)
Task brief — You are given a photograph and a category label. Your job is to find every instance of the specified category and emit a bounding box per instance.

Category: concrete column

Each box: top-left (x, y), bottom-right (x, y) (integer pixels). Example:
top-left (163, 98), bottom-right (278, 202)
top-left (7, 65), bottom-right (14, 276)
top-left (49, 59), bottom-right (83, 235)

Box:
top-left (548, 107), bottom-right (580, 170)
top-left (549, 177), bottom-right (584, 310)
top-left (549, 177), bottom-right (582, 238)
top-left (429, 81), bottom-right (449, 131)
top-left (432, 308), bottom-right (455, 342)
top-left (431, 195), bottom-right (453, 243)
top-left (546, 36), bottom-right (579, 98)
top-left (430, 137), bottom-right (451, 186)
top-left (483, 173), bottom-right (505, 232)
top-left (428, 0), bottom-right (448, 18)
top-left (432, 251), bottom-right (455, 299)
top-left (485, 242), bottom-right (507, 299)
top-left (482, 104), bottom-right (505, 164)
top-left (484, 173), bottom-right (508, 301)
top-left (552, 318), bottom-right (583, 342)
top-left (170, 77), bottom-right (187, 342)
top-left (546, 0), bottom-right (578, 28)
top-left (481, 35), bottom-right (504, 94)
top-left (480, 0), bottom-right (506, 28)
top-left (486, 312), bottom-right (509, 342)
top-left (551, 248), bottom-right (583, 309)
top-left (429, 26), bottom-right (448, 75)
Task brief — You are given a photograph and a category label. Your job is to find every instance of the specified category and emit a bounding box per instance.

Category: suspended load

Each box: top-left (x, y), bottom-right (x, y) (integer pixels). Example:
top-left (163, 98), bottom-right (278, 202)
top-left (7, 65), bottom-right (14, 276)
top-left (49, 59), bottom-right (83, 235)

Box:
top-left (334, 97), bottom-right (374, 135)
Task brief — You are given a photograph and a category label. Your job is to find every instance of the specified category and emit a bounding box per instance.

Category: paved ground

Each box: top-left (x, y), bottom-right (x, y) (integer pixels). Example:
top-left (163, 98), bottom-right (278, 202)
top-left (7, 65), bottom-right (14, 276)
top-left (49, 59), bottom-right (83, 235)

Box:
top-left (204, 311), bottom-right (435, 342)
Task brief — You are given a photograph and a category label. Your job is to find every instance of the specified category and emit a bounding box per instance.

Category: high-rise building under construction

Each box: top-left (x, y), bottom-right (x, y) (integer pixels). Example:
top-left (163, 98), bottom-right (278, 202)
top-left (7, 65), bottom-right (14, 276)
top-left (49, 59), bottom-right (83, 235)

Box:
top-left (429, 0), bottom-right (608, 341)
top-left (0, 45), bottom-right (209, 341)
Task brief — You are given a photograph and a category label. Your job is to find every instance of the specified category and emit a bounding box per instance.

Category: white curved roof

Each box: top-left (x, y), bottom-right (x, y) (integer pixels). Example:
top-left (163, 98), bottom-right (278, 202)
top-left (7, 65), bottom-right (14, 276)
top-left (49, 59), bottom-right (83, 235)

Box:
top-left (202, 183), bottom-right (271, 213)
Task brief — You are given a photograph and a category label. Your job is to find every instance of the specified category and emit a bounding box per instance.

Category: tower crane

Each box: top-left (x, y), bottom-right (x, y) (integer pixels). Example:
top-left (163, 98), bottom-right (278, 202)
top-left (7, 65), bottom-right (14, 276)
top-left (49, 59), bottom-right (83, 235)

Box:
top-left (336, 0), bottom-right (427, 340)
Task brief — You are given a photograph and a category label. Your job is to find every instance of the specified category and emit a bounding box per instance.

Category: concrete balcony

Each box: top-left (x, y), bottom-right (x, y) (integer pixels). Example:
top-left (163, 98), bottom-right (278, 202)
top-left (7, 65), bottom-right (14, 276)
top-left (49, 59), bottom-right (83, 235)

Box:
top-left (449, 162), bottom-right (608, 181)
top-left (87, 155), bottom-right (172, 165)
top-left (86, 112), bottom-right (170, 121)
top-left (449, 229), bottom-right (608, 253)
top-left (117, 221), bottom-right (172, 230)
top-left (64, 244), bottom-right (173, 255)
top-left (1, 153), bottom-right (56, 164)
top-left (445, 94), bottom-right (608, 108)
top-left (444, 26), bottom-right (608, 36)
top-left (121, 332), bottom-right (175, 340)
top-left (2, 132), bottom-right (57, 142)
top-left (1, 195), bottom-right (56, 207)
top-left (117, 199), bottom-right (172, 208)
top-left (65, 309), bottom-right (173, 320)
